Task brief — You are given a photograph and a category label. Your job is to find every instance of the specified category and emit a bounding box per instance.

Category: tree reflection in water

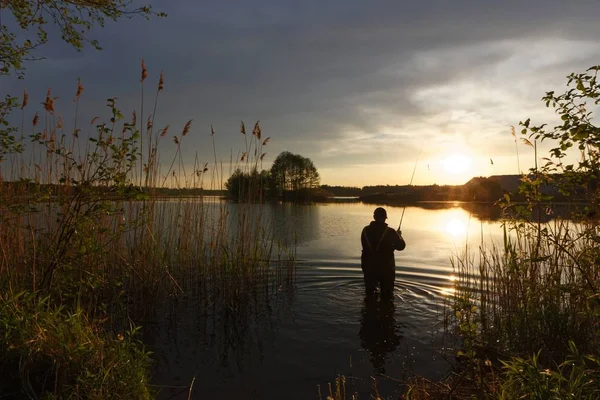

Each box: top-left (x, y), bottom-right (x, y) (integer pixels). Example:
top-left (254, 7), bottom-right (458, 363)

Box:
top-left (358, 295), bottom-right (404, 374)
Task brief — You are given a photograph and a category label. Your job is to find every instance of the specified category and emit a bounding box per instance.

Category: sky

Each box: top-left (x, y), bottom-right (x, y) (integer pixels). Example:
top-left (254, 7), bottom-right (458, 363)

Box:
top-left (3, 0), bottom-right (600, 187)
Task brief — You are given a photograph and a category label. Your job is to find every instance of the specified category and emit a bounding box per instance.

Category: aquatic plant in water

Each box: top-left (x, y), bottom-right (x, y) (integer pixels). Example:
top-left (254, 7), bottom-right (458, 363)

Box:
top-left (0, 63), bottom-right (296, 397)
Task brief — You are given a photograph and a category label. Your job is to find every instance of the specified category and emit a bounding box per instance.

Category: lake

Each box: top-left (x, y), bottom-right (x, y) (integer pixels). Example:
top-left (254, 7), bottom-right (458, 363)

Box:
top-left (143, 201), bottom-right (508, 399)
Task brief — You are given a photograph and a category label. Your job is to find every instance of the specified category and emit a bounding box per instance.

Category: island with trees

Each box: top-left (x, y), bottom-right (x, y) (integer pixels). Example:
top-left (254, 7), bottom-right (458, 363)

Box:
top-left (225, 154), bottom-right (568, 205)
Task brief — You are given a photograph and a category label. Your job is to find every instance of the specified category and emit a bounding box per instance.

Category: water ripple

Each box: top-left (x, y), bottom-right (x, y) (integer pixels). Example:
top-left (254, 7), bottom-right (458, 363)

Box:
top-left (294, 261), bottom-right (455, 303)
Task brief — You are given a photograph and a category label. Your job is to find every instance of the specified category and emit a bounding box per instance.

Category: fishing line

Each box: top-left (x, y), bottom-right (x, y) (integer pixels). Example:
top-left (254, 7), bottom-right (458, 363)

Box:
top-left (398, 147), bottom-right (422, 230)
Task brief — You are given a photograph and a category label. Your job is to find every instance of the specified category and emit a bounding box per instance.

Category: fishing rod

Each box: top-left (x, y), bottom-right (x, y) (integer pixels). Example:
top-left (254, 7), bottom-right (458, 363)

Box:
top-left (398, 148), bottom-right (421, 231)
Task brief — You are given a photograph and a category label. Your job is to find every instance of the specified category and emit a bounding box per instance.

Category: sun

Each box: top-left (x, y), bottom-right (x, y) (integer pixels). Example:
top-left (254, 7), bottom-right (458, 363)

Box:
top-left (445, 218), bottom-right (467, 237)
top-left (442, 154), bottom-right (472, 175)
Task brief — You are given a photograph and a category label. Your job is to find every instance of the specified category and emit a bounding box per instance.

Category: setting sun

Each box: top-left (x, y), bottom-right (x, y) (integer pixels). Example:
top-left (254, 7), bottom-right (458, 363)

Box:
top-left (442, 154), bottom-right (472, 175)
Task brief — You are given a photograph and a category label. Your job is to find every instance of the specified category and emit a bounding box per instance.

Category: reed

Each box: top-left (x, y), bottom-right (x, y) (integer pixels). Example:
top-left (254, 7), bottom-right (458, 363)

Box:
top-left (452, 218), bottom-right (599, 360)
top-left (443, 214), bottom-right (600, 396)
top-left (0, 67), bottom-right (293, 296)
top-left (0, 64), bottom-right (296, 397)
top-left (443, 66), bottom-right (600, 398)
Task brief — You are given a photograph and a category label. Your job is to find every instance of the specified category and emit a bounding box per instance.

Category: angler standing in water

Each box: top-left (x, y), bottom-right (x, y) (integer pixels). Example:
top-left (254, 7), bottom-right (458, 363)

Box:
top-left (361, 207), bottom-right (406, 297)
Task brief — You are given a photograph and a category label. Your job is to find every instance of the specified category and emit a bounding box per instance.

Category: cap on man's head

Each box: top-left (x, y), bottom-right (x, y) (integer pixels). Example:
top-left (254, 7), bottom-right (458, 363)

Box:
top-left (374, 207), bottom-right (387, 220)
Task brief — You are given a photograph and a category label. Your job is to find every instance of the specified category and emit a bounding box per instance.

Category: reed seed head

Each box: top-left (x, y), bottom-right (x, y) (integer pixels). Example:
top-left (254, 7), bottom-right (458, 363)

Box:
top-left (76, 78), bottom-right (84, 100)
top-left (252, 121), bottom-right (261, 139)
top-left (240, 121), bottom-right (246, 135)
top-left (147, 115), bottom-right (153, 131)
top-left (21, 89), bottom-right (28, 109)
top-left (132, 110), bottom-right (137, 126)
top-left (32, 112), bottom-right (39, 127)
top-left (141, 60), bottom-right (148, 83)
top-left (160, 125), bottom-right (169, 137)
top-left (262, 137), bottom-right (270, 146)
top-left (182, 119), bottom-right (192, 136)
top-left (158, 71), bottom-right (164, 91)
top-left (43, 89), bottom-right (54, 114)
top-left (521, 138), bottom-right (534, 148)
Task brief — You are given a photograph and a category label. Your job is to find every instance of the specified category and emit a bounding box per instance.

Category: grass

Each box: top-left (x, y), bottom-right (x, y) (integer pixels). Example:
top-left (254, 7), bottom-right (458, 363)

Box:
top-left (441, 216), bottom-right (600, 398)
top-left (1, 64), bottom-right (293, 298)
top-left (0, 63), bottom-right (296, 397)
top-left (429, 66), bottom-right (600, 398)
top-left (0, 290), bottom-right (152, 399)
top-left (381, 215), bottom-right (600, 398)
top-left (452, 218), bottom-right (599, 361)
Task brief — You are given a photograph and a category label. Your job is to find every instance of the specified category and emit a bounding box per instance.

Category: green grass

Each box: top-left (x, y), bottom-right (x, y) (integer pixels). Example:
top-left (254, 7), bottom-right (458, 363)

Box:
top-left (0, 290), bottom-right (152, 399)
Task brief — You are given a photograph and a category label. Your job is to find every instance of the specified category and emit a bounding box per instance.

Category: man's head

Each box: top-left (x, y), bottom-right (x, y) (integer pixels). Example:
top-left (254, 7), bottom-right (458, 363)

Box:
top-left (373, 207), bottom-right (387, 222)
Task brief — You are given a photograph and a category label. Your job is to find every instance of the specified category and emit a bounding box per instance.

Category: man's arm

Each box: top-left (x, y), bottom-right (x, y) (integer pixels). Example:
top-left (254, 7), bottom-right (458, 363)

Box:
top-left (361, 227), bottom-right (370, 252)
top-left (392, 229), bottom-right (406, 251)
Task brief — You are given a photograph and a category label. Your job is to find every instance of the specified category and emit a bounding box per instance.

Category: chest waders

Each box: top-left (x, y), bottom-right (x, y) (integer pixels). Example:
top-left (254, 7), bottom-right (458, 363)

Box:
top-left (362, 227), bottom-right (396, 296)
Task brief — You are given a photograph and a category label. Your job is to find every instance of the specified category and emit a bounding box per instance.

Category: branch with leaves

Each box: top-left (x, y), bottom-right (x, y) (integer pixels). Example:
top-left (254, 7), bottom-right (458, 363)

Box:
top-left (0, 0), bottom-right (166, 76)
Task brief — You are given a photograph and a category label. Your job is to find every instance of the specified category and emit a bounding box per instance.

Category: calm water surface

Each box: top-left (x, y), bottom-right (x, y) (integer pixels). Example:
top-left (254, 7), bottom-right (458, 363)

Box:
top-left (145, 202), bottom-right (506, 399)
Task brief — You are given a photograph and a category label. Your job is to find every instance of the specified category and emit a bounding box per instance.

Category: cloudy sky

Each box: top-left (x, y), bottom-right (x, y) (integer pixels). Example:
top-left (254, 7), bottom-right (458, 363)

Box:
top-left (3, 0), bottom-right (600, 186)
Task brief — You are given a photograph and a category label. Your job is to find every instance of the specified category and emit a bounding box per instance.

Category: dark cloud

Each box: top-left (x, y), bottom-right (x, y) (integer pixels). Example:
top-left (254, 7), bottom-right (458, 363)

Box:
top-left (3, 0), bottom-right (600, 185)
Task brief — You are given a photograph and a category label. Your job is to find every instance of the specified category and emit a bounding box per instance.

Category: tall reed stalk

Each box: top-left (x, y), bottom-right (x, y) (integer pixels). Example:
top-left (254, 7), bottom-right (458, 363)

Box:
top-left (452, 218), bottom-right (599, 360)
top-left (0, 64), bottom-right (296, 320)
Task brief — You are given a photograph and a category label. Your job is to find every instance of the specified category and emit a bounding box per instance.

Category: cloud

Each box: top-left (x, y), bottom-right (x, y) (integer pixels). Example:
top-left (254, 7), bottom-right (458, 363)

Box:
top-left (3, 0), bottom-right (600, 185)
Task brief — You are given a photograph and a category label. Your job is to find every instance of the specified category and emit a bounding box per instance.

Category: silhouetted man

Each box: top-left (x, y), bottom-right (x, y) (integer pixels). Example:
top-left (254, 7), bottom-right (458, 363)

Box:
top-left (360, 207), bottom-right (405, 297)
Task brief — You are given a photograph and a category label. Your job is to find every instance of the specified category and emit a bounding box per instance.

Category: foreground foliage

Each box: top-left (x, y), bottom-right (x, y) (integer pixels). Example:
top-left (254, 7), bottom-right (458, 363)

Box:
top-left (442, 65), bottom-right (600, 398)
top-left (0, 290), bottom-right (152, 399)
top-left (498, 342), bottom-right (600, 400)
top-left (0, 63), bottom-right (295, 397)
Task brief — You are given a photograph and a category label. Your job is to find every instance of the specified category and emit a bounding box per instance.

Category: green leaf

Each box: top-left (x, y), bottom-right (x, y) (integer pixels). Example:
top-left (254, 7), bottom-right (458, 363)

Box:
top-left (573, 131), bottom-right (588, 140)
top-left (133, 192), bottom-right (150, 201)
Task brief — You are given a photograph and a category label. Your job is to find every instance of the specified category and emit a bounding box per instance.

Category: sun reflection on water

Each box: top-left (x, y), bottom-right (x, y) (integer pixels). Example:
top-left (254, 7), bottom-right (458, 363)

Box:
top-left (445, 218), bottom-right (467, 237)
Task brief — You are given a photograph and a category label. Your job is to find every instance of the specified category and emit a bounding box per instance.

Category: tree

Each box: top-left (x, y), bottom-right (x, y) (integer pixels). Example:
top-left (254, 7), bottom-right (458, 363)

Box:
top-left (510, 64), bottom-right (600, 295)
top-left (225, 168), bottom-right (270, 202)
top-left (517, 65), bottom-right (600, 217)
top-left (270, 151), bottom-right (320, 195)
top-left (0, 0), bottom-right (165, 77)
